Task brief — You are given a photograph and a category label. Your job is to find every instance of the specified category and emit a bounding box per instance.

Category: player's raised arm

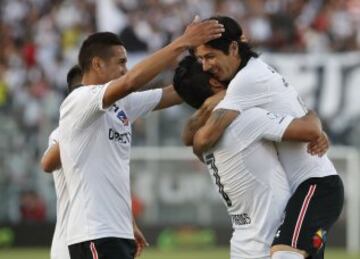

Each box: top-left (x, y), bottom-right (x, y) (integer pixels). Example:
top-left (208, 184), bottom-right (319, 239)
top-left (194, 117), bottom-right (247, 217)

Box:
top-left (102, 20), bottom-right (225, 108)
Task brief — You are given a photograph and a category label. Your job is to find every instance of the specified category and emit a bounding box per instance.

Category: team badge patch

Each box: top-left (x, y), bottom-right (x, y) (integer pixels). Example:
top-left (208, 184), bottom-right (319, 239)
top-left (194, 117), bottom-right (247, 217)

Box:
top-left (312, 229), bottom-right (327, 250)
top-left (117, 110), bottom-right (129, 126)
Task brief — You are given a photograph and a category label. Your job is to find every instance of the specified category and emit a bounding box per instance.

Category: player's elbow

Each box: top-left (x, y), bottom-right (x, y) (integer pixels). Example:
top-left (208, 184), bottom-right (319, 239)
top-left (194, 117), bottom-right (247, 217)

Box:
top-left (182, 133), bottom-right (193, 146)
top-left (194, 130), bottom-right (213, 151)
top-left (40, 157), bottom-right (53, 173)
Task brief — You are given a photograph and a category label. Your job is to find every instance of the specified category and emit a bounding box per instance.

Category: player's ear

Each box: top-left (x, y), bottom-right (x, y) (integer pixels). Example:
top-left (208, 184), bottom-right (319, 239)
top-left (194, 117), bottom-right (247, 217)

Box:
top-left (92, 56), bottom-right (104, 72)
top-left (209, 78), bottom-right (225, 91)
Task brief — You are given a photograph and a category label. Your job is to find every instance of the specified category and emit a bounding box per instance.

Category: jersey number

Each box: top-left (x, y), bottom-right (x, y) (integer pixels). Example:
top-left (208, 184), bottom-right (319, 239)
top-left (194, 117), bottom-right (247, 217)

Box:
top-left (205, 154), bottom-right (232, 207)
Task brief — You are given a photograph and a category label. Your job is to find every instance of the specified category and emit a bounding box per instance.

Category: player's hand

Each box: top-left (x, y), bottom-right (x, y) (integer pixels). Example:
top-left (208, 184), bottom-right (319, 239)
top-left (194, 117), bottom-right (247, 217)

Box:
top-left (133, 222), bottom-right (149, 257)
top-left (307, 131), bottom-right (330, 157)
top-left (203, 90), bottom-right (225, 112)
top-left (180, 16), bottom-right (224, 48)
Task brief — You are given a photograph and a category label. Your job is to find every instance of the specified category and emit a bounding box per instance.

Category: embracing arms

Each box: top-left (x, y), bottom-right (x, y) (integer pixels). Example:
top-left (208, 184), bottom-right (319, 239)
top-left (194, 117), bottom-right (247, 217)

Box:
top-left (192, 108), bottom-right (328, 160)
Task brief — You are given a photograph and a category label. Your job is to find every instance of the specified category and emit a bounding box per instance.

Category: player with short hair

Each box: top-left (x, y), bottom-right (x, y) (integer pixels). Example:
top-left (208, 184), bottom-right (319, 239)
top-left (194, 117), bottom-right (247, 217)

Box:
top-left (173, 55), bottom-right (330, 259)
top-left (58, 19), bottom-right (225, 259)
top-left (191, 16), bottom-right (344, 259)
top-left (41, 65), bottom-right (83, 259)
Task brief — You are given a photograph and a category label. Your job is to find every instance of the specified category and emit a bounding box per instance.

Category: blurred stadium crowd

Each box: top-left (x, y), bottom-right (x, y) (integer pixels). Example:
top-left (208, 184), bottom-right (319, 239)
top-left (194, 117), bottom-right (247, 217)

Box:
top-left (0, 0), bottom-right (360, 222)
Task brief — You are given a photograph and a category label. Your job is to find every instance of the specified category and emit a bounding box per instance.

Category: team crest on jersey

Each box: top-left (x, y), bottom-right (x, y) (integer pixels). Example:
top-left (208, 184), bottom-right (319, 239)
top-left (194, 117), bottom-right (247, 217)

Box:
top-left (116, 110), bottom-right (129, 126)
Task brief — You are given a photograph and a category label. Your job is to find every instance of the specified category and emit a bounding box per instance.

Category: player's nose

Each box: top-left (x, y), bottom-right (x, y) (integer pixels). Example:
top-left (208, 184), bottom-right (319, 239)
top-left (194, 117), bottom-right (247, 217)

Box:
top-left (202, 61), bottom-right (212, 72)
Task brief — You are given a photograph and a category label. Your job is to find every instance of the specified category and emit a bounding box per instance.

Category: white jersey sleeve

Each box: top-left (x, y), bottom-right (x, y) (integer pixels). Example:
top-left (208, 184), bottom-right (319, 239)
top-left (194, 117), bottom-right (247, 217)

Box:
top-left (231, 108), bottom-right (294, 146)
top-left (49, 128), bottom-right (59, 146)
top-left (59, 83), bottom-right (110, 129)
top-left (215, 58), bottom-right (273, 112)
top-left (43, 128), bottom-right (59, 156)
top-left (123, 88), bottom-right (162, 123)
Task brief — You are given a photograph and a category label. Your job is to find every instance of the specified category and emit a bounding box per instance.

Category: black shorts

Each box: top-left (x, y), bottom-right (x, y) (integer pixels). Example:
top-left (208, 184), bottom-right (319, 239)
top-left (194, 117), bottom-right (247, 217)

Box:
top-left (272, 175), bottom-right (344, 259)
top-left (68, 237), bottom-right (136, 259)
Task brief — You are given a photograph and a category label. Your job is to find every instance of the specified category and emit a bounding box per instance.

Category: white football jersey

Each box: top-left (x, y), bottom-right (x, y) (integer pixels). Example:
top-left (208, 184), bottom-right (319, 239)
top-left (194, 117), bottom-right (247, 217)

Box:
top-left (46, 128), bottom-right (70, 259)
top-left (59, 83), bottom-right (162, 245)
top-left (216, 57), bottom-right (337, 192)
top-left (204, 108), bottom-right (292, 259)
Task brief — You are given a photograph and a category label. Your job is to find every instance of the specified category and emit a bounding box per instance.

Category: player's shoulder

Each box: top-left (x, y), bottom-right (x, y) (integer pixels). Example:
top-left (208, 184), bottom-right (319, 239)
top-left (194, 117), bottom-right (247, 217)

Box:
top-left (60, 84), bottom-right (103, 109)
top-left (228, 57), bottom-right (270, 92)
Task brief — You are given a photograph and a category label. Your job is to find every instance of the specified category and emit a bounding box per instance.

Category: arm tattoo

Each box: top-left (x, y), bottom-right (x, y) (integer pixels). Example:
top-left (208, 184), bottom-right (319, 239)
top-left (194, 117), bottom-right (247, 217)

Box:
top-left (207, 109), bottom-right (228, 125)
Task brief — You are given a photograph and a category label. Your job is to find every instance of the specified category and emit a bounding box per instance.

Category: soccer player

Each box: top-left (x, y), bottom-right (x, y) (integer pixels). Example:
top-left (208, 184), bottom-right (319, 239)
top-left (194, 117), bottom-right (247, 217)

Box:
top-left (58, 19), bottom-right (225, 259)
top-left (41, 65), bottom-right (83, 259)
top-left (191, 16), bottom-right (344, 259)
top-left (173, 55), bottom-right (331, 259)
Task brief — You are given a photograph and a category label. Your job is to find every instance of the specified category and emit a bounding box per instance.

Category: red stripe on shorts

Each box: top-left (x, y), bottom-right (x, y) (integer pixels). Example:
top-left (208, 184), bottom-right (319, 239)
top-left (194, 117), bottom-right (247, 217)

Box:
top-left (90, 242), bottom-right (99, 259)
top-left (291, 184), bottom-right (317, 248)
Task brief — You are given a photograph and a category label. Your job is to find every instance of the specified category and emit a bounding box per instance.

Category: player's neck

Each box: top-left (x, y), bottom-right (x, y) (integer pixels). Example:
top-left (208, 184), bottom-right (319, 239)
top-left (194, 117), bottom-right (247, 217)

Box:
top-left (82, 72), bottom-right (107, 86)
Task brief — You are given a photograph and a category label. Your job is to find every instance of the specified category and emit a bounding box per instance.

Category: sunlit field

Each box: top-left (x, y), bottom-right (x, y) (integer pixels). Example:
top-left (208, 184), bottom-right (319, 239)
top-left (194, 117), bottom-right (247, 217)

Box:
top-left (0, 247), bottom-right (359, 259)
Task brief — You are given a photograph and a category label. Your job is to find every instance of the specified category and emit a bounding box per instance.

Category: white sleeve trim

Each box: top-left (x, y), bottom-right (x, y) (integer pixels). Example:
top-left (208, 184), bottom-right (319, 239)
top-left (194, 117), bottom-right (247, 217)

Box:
top-left (98, 81), bottom-right (112, 111)
top-left (276, 115), bottom-right (295, 142)
top-left (214, 100), bottom-right (243, 113)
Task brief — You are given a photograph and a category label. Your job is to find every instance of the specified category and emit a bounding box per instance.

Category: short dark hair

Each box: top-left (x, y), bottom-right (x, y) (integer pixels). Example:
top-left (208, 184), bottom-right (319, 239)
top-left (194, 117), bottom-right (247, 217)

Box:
top-left (194, 16), bottom-right (258, 69)
top-left (173, 56), bottom-right (214, 109)
top-left (78, 32), bottom-right (124, 72)
top-left (66, 65), bottom-right (83, 93)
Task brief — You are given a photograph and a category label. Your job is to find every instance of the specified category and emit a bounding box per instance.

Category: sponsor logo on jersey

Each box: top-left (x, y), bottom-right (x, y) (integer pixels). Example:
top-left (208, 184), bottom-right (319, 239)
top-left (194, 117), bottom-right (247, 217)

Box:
top-left (110, 104), bottom-right (129, 126)
top-left (116, 110), bottom-right (129, 126)
top-left (108, 128), bottom-right (131, 144)
top-left (231, 213), bottom-right (251, 225)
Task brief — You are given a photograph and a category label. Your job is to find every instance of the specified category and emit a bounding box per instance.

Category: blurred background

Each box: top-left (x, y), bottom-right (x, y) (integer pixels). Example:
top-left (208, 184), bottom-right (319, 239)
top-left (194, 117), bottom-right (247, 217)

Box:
top-left (0, 0), bottom-right (359, 258)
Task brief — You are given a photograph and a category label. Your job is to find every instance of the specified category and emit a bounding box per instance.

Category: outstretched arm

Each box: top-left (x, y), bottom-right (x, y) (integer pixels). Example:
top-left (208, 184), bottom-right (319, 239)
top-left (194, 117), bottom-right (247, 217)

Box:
top-left (41, 143), bottom-right (61, 173)
top-left (102, 20), bottom-right (224, 108)
top-left (193, 109), bottom-right (239, 161)
top-left (153, 85), bottom-right (183, 111)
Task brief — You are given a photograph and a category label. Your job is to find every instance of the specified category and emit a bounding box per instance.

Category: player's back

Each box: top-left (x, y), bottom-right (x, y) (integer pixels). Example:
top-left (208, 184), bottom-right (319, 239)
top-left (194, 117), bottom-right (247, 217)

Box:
top-left (204, 108), bottom-right (291, 258)
top-left (218, 57), bottom-right (338, 192)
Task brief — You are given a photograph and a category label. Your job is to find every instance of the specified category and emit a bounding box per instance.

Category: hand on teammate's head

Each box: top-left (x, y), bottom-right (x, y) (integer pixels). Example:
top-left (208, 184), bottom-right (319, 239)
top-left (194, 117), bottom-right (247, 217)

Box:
top-left (181, 17), bottom-right (225, 48)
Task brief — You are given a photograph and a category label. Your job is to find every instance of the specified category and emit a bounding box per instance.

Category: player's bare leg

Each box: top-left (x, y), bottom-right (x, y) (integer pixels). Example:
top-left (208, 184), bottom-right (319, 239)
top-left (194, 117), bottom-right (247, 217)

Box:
top-left (271, 245), bottom-right (307, 258)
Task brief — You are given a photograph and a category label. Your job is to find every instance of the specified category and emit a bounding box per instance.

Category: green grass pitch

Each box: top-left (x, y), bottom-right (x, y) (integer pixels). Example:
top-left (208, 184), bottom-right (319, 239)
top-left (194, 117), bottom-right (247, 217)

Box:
top-left (0, 247), bottom-right (359, 259)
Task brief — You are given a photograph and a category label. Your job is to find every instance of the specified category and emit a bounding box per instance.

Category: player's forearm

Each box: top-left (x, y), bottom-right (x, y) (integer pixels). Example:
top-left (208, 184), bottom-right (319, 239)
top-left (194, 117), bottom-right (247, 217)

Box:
top-left (154, 85), bottom-right (183, 111)
top-left (192, 128), bottom-right (218, 162)
top-left (282, 111), bottom-right (322, 142)
top-left (182, 107), bottom-right (212, 146)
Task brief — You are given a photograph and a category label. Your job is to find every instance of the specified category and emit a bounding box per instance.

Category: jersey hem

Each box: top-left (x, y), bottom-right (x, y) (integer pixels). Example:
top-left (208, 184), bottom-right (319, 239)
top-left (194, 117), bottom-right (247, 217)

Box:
top-left (67, 232), bottom-right (134, 245)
